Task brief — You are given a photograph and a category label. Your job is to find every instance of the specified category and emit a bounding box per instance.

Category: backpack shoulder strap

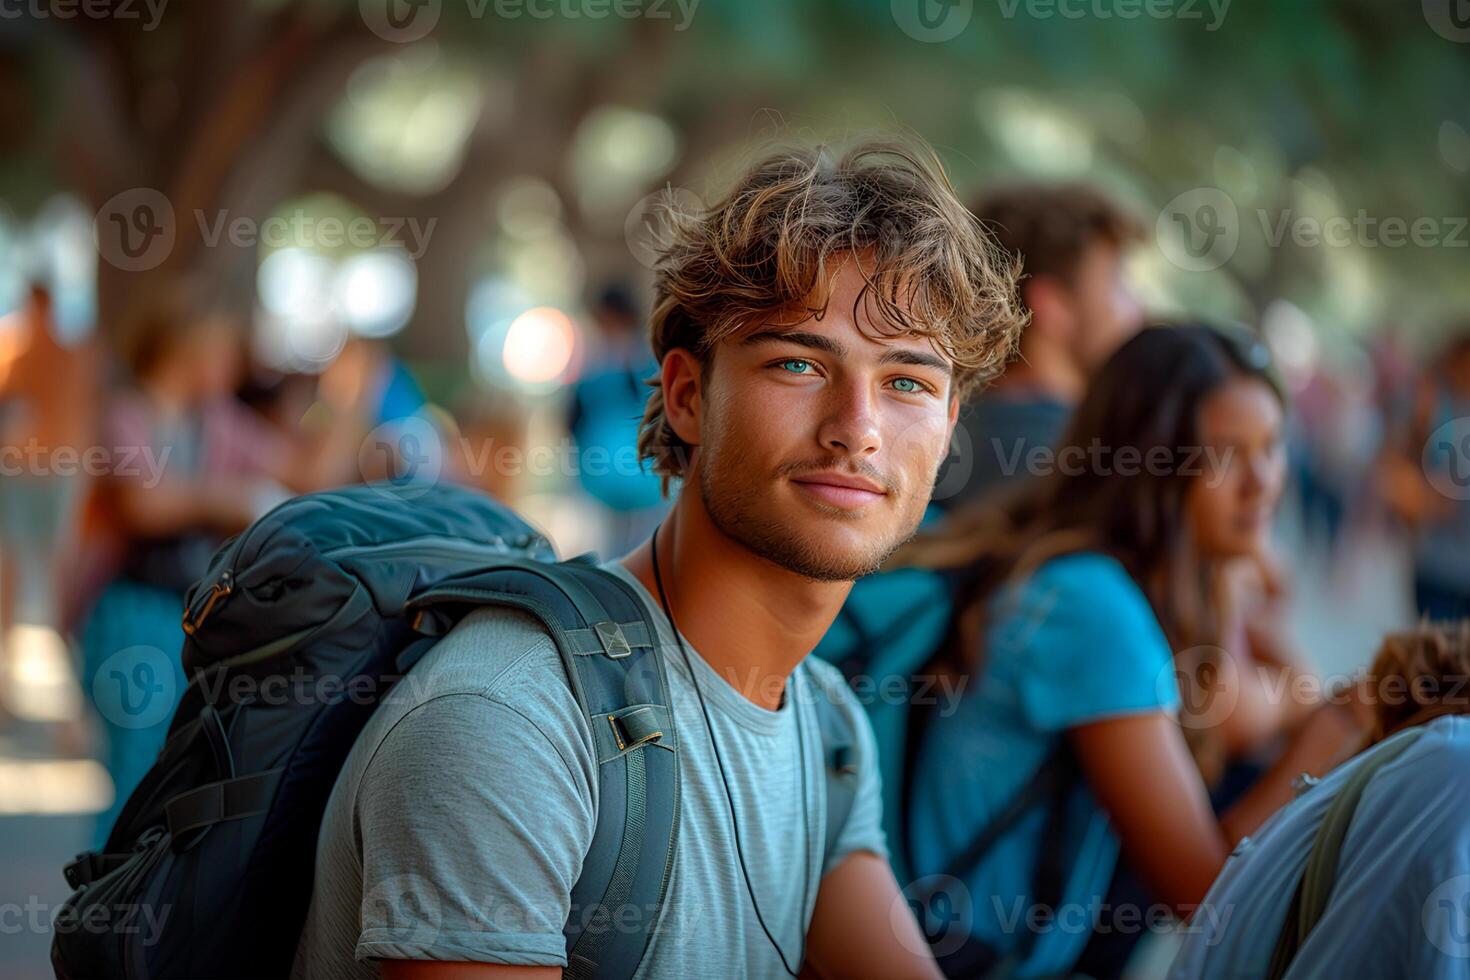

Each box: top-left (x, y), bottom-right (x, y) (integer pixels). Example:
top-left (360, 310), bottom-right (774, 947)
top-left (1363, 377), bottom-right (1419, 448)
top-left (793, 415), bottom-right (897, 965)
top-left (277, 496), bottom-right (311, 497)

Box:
top-left (1267, 727), bottom-right (1426, 980)
top-left (410, 559), bottom-right (679, 980)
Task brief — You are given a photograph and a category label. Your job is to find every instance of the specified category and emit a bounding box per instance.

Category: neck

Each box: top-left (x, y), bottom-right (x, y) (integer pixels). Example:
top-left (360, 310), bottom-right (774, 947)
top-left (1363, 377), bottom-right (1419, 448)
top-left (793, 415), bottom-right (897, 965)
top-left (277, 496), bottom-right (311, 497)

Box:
top-left (621, 487), bottom-right (852, 711)
top-left (993, 334), bottom-right (1085, 404)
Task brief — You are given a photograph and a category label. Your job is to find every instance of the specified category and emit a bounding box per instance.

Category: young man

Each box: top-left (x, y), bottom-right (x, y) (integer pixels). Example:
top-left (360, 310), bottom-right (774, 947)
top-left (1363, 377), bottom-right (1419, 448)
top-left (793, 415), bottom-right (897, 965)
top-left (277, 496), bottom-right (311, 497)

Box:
top-left (935, 184), bottom-right (1143, 512)
top-left (292, 141), bottom-right (1025, 978)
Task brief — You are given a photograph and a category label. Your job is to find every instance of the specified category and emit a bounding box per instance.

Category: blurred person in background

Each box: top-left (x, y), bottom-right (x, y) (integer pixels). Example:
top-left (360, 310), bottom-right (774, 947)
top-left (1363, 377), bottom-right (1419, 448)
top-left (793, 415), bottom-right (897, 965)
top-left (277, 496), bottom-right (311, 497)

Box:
top-left (450, 387), bottom-right (531, 506)
top-left (899, 325), bottom-right (1365, 978)
top-left (1169, 621), bottom-right (1470, 980)
top-left (1383, 331), bottom-right (1470, 620)
top-left (0, 283), bottom-right (97, 739)
top-left (242, 343), bottom-right (432, 490)
top-left (1287, 350), bottom-right (1382, 564)
top-left (932, 184), bottom-right (1144, 513)
top-left (567, 283), bottom-right (668, 555)
top-left (77, 278), bottom-right (374, 845)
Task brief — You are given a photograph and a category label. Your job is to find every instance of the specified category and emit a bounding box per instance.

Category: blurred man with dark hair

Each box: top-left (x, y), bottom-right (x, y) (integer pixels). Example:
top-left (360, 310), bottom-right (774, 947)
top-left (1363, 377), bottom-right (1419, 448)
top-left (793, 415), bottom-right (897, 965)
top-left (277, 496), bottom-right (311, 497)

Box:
top-left (934, 184), bottom-right (1144, 512)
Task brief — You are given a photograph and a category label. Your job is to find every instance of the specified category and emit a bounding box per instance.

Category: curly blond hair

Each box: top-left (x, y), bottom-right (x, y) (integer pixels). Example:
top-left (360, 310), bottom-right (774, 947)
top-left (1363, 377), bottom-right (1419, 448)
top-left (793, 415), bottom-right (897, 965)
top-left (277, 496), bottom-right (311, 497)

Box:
top-left (637, 140), bottom-right (1027, 485)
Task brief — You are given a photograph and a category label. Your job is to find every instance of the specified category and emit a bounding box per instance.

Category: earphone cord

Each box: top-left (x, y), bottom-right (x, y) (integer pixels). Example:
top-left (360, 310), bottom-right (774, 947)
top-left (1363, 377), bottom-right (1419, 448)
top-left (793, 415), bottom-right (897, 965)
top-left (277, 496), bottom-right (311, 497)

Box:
top-left (649, 525), bottom-right (809, 977)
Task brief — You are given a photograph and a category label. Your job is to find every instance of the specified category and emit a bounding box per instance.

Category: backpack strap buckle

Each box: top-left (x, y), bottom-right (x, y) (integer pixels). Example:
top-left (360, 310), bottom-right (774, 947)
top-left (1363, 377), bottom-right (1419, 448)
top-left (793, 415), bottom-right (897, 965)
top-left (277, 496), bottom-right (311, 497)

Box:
top-left (63, 851), bottom-right (130, 890)
top-left (182, 571), bottom-right (234, 636)
top-left (607, 705), bottom-right (665, 752)
top-left (594, 621), bottom-right (633, 658)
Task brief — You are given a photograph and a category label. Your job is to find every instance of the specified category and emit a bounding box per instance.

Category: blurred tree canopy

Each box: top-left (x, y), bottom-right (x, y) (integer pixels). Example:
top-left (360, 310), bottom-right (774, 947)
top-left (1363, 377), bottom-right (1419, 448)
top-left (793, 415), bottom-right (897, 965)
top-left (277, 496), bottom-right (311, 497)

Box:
top-left (2, 0), bottom-right (1467, 365)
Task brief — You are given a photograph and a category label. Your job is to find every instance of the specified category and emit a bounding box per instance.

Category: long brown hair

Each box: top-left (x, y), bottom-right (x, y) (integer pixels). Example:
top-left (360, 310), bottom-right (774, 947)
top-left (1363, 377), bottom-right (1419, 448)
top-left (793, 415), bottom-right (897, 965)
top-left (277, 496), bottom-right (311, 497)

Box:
top-left (902, 322), bottom-right (1285, 663)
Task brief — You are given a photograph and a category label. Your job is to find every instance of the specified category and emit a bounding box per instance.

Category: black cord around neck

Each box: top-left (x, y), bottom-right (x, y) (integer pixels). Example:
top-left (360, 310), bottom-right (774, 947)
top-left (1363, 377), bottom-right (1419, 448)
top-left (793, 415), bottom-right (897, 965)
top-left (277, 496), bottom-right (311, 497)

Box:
top-left (649, 524), bottom-right (809, 977)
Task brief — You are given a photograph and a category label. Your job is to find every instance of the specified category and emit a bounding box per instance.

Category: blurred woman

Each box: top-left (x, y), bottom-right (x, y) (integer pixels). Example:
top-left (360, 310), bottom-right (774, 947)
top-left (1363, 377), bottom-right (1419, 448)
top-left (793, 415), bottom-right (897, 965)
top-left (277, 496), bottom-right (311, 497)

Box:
top-left (79, 279), bottom-right (369, 846)
top-left (900, 324), bottom-right (1366, 978)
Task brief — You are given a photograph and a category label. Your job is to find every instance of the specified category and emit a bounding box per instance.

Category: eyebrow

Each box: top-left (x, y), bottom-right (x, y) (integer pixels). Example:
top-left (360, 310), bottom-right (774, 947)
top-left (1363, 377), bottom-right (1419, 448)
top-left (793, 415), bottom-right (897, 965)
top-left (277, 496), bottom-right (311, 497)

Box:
top-left (742, 329), bottom-right (953, 376)
top-left (743, 330), bottom-right (846, 358)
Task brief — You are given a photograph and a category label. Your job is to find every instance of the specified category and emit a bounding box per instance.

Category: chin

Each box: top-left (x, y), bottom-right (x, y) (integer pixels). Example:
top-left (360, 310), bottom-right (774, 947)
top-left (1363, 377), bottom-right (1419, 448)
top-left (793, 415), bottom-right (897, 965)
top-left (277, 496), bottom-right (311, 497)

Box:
top-left (1209, 535), bottom-right (1263, 560)
top-left (752, 515), bottom-right (910, 582)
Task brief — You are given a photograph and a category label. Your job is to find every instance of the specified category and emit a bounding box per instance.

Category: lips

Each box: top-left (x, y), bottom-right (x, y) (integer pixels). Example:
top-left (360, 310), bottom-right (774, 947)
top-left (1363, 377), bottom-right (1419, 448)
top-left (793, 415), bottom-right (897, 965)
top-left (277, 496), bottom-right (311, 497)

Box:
top-left (790, 471), bottom-right (888, 510)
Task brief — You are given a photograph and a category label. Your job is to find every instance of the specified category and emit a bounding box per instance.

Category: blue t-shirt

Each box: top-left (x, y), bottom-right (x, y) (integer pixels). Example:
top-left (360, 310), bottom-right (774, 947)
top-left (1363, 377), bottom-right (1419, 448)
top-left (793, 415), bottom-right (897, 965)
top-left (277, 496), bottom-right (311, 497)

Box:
top-left (569, 355), bottom-right (663, 513)
top-left (1170, 715), bottom-right (1470, 980)
top-left (908, 552), bottom-right (1179, 976)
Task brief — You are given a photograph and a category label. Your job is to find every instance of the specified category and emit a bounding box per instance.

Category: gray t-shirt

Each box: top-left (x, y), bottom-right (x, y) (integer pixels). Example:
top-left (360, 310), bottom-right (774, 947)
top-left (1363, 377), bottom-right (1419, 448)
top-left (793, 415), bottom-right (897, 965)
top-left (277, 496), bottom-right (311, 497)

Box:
top-left (292, 562), bottom-right (887, 979)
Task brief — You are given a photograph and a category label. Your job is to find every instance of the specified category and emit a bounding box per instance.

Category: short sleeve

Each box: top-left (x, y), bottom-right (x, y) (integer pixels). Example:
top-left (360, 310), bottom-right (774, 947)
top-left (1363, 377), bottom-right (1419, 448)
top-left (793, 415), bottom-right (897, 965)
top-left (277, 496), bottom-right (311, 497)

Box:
top-left (809, 663), bottom-right (891, 878)
top-left (992, 554), bottom-right (1180, 732)
top-left (354, 693), bottom-right (596, 967)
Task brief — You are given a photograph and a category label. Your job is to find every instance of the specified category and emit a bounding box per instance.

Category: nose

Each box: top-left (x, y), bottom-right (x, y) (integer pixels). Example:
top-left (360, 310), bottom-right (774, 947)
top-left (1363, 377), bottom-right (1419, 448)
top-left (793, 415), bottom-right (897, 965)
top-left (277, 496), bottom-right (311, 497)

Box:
top-left (816, 377), bottom-right (882, 458)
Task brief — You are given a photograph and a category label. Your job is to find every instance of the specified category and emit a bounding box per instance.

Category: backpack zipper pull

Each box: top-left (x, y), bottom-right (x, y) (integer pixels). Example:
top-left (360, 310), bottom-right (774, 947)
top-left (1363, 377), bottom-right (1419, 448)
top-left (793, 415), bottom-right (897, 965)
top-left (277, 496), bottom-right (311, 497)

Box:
top-left (182, 570), bottom-right (234, 635)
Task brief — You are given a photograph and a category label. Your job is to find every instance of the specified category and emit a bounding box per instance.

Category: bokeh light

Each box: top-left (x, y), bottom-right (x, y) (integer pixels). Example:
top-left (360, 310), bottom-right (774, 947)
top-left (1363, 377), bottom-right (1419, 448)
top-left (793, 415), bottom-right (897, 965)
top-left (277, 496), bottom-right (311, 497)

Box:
top-left (333, 248), bottom-right (417, 339)
top-left (499, 306), bottom-right (578, 387)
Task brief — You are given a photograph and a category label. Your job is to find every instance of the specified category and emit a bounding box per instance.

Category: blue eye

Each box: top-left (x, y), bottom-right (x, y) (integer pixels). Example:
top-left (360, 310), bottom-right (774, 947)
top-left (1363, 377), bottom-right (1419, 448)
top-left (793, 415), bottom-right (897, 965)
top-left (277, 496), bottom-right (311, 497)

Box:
top-left (892, 377), bottom-right (922, 393)
top-left (779, 359), bottom-right (813, 374)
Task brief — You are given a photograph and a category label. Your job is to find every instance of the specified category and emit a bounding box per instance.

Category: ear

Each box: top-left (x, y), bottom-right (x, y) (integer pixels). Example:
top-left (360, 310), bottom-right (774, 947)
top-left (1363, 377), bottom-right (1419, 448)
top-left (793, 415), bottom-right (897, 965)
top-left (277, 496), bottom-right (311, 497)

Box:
top-left (946, 392), bottom-right (960, 444)
top-left (660, 347), bottom-right (704, 449)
